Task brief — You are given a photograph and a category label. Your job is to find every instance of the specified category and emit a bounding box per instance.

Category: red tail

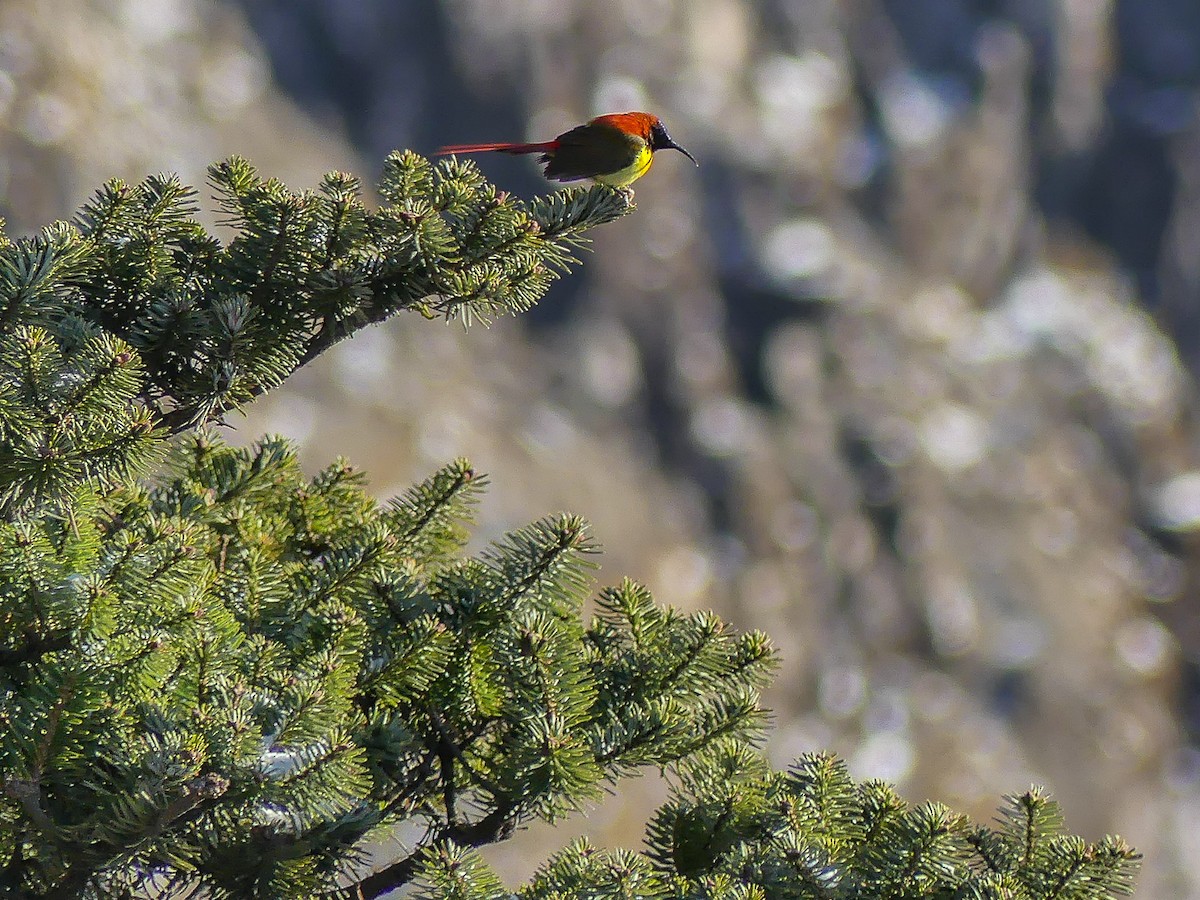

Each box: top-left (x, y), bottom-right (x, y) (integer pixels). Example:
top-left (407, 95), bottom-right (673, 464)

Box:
top-left (436, 141), bottom-right (557, 156)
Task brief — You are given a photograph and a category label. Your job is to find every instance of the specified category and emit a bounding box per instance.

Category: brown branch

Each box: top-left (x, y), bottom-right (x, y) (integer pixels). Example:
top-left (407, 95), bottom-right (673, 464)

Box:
top-left (4, 778), bottom-right (53, 832)
top-left (0, 630), bottom-right (71, 667)
top-left (353, 801), bottom-right (518, 900)
top-left (155, 284), bottom-right (426, 435)
top-left (147, 773), bottom-right (230, 838)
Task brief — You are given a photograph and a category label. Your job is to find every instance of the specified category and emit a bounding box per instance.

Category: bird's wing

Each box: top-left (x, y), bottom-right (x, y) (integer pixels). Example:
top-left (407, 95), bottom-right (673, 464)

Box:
top-left (542, 122), bottom-right (645, 182)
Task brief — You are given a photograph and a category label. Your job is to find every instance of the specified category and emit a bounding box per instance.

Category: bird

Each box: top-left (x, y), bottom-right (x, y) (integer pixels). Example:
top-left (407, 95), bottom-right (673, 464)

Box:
top-left (436, 112), bottom-right (697, 187)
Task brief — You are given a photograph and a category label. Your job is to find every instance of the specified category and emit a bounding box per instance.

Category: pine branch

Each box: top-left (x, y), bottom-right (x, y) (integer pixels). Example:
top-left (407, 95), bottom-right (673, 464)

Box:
top-left (133, 156), bottom-right (631, 432)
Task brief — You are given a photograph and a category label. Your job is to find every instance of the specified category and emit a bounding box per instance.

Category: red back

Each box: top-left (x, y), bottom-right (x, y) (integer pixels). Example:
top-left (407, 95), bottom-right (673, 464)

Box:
top-left (589, 112), bottom-right (659, 140)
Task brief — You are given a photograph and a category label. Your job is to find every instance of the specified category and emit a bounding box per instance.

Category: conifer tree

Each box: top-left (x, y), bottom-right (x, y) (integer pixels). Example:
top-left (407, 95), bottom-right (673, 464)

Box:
top-left (0, 153), bottom-right (1139, 898)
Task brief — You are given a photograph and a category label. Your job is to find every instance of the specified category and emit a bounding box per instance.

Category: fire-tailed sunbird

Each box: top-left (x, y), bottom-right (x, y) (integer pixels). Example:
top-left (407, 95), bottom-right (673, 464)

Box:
top-left (436, 112), bottom-right (697, 187)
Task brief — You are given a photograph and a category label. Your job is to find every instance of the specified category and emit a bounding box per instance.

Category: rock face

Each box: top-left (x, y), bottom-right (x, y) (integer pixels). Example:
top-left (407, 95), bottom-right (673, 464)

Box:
top-left (0, 0), bottom-right (358, 234)
top-left (404, 5), bottom-right (1196, 894)
top-left (11, 0), bottom-right (1200, 895)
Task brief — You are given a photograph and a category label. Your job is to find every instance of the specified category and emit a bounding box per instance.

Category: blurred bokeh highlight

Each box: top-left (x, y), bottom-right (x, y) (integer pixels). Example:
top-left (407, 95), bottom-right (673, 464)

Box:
top-left (5, 0), bottom-right (1200, 895)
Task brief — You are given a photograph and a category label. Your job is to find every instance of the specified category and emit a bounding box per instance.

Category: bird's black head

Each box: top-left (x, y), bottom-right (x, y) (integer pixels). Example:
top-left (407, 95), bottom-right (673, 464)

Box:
top-left (649, 120), bottom-right (698, 166)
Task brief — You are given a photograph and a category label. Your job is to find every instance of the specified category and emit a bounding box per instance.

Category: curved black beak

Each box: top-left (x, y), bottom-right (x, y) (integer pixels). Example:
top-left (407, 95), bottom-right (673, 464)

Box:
top-left (650, 122), bottom-right (699, 166)
top-left (665, 139), bottom-right (698, 166)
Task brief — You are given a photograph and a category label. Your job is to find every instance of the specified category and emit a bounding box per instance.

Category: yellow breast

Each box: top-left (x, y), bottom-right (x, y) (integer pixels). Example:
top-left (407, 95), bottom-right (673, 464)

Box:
top-left (593, 144), bottom-right (654, 187)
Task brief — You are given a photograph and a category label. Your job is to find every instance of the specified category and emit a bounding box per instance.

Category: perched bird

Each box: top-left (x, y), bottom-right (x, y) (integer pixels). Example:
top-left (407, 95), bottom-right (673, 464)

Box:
top-left (437, 112), bottom-right (697, 187)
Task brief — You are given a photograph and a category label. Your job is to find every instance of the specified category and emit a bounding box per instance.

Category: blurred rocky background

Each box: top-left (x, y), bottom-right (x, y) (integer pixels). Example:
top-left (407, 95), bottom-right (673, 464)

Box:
top-left (5, 0), bottom-right (1200, 895)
